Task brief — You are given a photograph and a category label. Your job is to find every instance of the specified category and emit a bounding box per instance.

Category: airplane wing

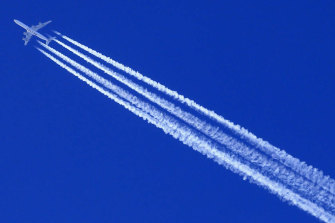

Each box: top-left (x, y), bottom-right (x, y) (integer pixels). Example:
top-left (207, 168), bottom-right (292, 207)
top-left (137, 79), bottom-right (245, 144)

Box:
top-left (31, 20), bottom-right (52, 31)
top-left (23, 31), bottom-right (33, 46)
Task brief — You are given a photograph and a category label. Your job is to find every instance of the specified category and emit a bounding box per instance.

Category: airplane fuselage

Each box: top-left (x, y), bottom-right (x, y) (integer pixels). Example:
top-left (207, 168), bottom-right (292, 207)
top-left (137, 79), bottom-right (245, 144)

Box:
top-left (14, 19), bottom-right (48, 42)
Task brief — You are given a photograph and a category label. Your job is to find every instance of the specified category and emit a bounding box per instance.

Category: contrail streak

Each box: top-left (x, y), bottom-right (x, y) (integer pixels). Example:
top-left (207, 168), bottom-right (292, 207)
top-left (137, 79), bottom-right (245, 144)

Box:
top-left (43, 40), bottom-right (335, 212)
top-left (37, 47), bottom-right (335, 223)
top-left (54, 32), bottom-right (335, 197)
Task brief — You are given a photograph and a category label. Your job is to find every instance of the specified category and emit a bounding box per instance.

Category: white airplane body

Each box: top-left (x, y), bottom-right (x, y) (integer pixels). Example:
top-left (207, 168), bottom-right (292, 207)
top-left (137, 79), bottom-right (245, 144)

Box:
top-left (14, 19), bottom-right (55, 46)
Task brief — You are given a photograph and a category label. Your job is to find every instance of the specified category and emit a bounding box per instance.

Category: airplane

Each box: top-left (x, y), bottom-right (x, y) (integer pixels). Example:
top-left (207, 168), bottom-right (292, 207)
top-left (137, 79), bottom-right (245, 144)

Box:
top-left (14, 19), bottom-right (56, 46)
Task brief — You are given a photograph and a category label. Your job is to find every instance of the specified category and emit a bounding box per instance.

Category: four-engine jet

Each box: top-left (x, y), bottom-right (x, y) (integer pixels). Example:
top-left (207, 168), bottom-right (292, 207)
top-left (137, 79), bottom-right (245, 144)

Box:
top-left (14, 19), bottom-right (56, 46)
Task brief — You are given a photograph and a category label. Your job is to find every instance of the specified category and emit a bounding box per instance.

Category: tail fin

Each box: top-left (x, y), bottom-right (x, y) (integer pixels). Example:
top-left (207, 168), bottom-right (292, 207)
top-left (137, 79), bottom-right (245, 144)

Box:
top-left (46, 35), bottom-right (56, 45)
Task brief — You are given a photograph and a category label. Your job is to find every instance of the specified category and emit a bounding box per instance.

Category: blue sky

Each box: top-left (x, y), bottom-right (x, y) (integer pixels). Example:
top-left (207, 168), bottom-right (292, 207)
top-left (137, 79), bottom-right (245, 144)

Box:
top-left (1, 1), bottom-right (335, 222)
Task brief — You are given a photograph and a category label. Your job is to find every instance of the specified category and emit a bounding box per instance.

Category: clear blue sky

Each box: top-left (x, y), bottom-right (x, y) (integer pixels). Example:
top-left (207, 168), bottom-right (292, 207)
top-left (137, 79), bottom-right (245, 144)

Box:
top-left (1, 1), bottom-right (334, 222)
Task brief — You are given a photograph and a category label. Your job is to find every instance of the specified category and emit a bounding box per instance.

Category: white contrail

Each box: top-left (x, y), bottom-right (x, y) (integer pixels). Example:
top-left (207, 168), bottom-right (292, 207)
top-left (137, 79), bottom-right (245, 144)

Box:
top-left (45, 40), bottom-right (335, 211)
top-left (55, 32), bottom-right (335, 196)
top-left (47, 40), bottom-right (335, 211)
top-left (37, 47), bottom-right (335, 223)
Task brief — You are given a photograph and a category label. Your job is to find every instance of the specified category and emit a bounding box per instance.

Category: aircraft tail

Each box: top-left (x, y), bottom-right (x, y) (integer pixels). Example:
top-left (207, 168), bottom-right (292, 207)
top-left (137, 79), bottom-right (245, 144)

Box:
top-left (46, 35), bottom-right (56, 45)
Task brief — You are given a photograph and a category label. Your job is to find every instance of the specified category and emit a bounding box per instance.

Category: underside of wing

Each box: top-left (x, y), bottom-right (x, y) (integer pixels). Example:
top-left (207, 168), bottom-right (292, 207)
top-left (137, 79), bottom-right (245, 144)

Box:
top-left (23, 32), bottom-right (32, 45)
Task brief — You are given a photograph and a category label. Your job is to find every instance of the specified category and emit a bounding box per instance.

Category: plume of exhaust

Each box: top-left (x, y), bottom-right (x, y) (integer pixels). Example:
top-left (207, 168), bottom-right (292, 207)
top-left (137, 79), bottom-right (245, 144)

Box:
top-left (37, 47), bottom-right (335, 223)
top-left (54, 31), bottom-right (335, 196)
top-left (41, 40), bottom-right (335, 211)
